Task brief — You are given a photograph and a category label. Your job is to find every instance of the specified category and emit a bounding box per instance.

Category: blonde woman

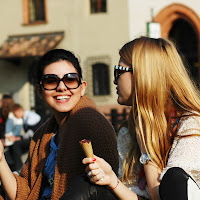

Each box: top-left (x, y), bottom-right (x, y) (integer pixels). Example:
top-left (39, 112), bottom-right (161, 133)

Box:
top-left (82, 37), bottom-right (200, 200)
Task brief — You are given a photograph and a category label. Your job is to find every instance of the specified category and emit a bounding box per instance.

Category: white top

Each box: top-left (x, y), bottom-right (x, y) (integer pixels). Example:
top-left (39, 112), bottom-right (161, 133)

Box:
top-left (160, 114), bottom-right (200, 186)
top-left (117, 114), bottom-right (200, 199)
top-left (4, 112), bottom-right (23, 146)
top-left (118, 127), bottom-right (150, 199)
top-left (23, 110), bottom-right (41, 126)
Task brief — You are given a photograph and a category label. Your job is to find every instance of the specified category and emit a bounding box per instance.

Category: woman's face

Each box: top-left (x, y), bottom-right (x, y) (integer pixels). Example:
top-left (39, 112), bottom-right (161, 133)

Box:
top-left (114, 58), bottom-right (134, 106)
top-left (39, 60), bottom-right (86, 116)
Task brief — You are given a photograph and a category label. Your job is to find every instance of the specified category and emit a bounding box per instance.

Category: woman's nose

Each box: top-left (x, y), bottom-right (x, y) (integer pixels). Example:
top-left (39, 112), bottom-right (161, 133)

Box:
top-left (56, 80), bottom-right (67, 91)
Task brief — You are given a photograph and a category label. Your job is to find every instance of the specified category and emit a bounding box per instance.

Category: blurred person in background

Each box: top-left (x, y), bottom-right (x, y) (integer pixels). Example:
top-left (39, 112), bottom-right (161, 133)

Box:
top-left (4, 104), bottom-right (24, 146)
top-left (0, 94), bottom-right (15, 139)
top-left (4, 103), bottom-right (42, 172)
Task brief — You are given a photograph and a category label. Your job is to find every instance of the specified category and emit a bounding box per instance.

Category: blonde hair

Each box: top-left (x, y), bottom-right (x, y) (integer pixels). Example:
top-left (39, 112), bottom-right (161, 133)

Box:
top-left (119, 36), bottom-right (200, 183)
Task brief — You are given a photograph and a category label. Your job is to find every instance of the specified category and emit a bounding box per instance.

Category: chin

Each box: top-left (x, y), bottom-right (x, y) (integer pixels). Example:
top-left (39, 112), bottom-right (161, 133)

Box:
top-left (118, 98), bottom-right (132, 106)
top-left (51, 105), bottom-right (72, 114)
top-left (117, 98), bottom-right (125, 105)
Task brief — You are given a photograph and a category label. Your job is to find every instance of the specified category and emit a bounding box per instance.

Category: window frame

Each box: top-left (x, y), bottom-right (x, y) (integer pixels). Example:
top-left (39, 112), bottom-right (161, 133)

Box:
top-left (92, 63), bottom-right (110, 96)
top-left (90, 0), bottom-right (107, 14)
top-left (23, 0), bottom-right (47, 25)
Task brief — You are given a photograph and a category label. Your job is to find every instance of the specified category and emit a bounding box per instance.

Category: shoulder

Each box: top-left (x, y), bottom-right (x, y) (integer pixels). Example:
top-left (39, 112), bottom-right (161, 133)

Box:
top-left (118, 126), bottom-right (130, 153)
top-left (118, 126), bottom-right (129, 141)
top-left (25, 110), bottom-right (41, 118)
top-left (70, 96), bottom-right (110, 125)
top-left (8, 112), bottom-right (14, 119)
top-left (177, 112), bottom-right (200, 136)
top-left (72, 95), bottom-right (97, 111)
top-left (24, 110), bottom-right (41, 124)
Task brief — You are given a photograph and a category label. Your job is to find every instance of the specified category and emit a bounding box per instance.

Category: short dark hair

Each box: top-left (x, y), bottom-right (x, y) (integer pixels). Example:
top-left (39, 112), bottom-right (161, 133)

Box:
top-left (2, 94), bottom-right (13, 99)
top-left (35, 49), bottom-right (82, 85)
top-left (12, 104), bottom-right (23, 112)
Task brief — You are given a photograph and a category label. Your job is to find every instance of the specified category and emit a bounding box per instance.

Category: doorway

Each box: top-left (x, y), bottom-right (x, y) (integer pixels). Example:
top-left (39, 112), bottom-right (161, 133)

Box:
top-left (169, 19), bottom-right (199, 86)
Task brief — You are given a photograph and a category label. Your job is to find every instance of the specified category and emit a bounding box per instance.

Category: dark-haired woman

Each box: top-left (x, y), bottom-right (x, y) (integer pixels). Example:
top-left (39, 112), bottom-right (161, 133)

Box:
top-left (0, 49), bottom-right (118, 200)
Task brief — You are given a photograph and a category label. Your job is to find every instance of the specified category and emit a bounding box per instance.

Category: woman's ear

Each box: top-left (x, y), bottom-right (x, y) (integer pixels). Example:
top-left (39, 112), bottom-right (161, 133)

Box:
top-left (80, 81), bottom-right (87, 96)
top-left (35, 84), bottom-right (43, 99)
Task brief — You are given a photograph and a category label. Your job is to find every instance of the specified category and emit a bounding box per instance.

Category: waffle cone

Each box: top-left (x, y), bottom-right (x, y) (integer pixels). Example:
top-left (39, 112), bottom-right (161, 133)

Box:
top-left (79, 139), bottom-right (94, 158)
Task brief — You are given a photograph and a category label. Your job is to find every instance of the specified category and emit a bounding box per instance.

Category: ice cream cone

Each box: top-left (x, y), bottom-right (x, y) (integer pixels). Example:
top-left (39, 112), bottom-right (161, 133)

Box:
top-left (79, 139), bottom-right (94, 158)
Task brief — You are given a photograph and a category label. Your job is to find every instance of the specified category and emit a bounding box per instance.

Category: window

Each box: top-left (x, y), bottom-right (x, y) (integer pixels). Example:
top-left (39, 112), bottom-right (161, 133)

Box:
top-left (23, 0), bottom-right (46, 24)
top-left (90, 0), bottom-right (107, 13)
top-left (92, 63), bottom-right (110, 95)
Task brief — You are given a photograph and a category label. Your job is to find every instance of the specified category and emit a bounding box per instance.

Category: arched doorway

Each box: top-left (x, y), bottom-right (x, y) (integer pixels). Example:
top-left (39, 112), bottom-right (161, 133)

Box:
top-left (154, 3), bottom-right (200, 85)
top-left (169, 19), bottom-right (199, 85)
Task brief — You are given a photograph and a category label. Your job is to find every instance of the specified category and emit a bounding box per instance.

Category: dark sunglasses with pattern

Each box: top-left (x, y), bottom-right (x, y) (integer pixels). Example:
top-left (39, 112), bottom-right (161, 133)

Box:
top-left (40, 73), bottom-right (81, 90)
top-left (114, 65), bottom-right (133, 82)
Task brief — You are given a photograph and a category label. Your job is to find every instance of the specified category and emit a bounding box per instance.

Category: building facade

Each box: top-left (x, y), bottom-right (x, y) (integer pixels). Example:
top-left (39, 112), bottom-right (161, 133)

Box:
top-left (0, 0), bottom-right (199, 121)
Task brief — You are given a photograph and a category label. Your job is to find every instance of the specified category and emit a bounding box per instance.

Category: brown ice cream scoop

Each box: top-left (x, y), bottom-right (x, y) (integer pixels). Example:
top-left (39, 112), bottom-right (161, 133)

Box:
top-left (79, 139), bottom-right (94, 158)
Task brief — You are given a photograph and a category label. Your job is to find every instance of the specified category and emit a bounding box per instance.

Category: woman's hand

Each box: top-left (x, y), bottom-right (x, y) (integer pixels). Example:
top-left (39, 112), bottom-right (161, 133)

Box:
top-left (6, 136), bottom-right (21, 142)
top-left (83, 155), bottom-right (141, 200)
top-left (82, 155), bottom-right (118, 189)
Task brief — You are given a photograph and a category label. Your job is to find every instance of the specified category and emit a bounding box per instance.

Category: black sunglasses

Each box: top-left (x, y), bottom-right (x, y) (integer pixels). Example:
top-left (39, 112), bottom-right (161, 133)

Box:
top-left (114, 65), bottom-right (133, 82)
top-left (40, 73), bottom-right (81, 90)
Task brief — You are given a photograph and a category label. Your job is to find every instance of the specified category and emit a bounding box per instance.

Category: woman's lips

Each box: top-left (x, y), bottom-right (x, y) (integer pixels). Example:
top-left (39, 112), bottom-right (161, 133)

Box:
top-left (54, 95), bottom-right (71, 103)
top-left (116, 87), bottom-right (119, 94)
